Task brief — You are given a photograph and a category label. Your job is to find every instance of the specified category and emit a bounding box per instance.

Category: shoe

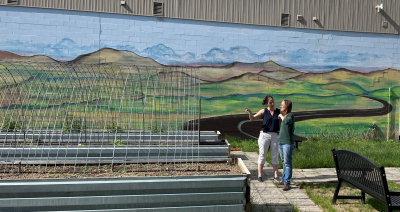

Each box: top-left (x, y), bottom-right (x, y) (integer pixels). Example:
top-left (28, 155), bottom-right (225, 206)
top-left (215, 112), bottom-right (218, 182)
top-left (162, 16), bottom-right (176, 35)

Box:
top-left (274, 180), bottom-right (284, 185)
top-left (257, 177), bottom-right (263, 182)
top-left (283, 184), bottom-right (291, 191)
top-left (273, 177), bottom-right (280, 182)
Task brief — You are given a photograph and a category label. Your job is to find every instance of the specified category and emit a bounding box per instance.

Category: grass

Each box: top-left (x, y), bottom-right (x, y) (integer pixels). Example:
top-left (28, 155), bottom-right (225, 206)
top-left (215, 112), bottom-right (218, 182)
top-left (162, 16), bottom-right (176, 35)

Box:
top-left (294, 116), bottom-right (390, 139)
top-left (224, 135), bottom-right (400, 169)
top-left (299, 181), bottom-right (400, 212)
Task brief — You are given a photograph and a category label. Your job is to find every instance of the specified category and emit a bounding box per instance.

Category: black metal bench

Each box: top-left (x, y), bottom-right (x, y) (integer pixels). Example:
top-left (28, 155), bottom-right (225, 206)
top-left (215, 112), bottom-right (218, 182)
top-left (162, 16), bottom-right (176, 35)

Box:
top-left (294, 134), bottom-right (306, 149)
top-left (331, 149), bottom-right (400, 212)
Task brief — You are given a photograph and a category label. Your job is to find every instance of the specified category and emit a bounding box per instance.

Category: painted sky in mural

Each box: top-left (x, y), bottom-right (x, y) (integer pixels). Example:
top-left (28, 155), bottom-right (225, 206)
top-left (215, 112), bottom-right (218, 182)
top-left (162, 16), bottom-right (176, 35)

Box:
top-left (0, 38), bottom-right (393, 72)
top-left (1, 6), bottom-right (399, 73)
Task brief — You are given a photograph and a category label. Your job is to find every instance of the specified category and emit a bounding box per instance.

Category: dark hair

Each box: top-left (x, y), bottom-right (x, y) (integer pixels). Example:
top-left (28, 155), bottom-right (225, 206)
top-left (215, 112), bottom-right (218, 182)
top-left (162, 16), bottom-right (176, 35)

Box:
top-left (262, 95), bottom-right (273, 105)
top-left (282, 99), bottom-right (292, 117)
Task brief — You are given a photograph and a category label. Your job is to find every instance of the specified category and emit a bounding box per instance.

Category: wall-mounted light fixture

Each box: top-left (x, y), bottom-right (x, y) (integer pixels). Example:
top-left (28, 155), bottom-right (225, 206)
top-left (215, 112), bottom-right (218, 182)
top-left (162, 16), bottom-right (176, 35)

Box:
top-left (297, 15), bottom-right (303, 21)
top-left (375, 3), bottom-right (383, 13)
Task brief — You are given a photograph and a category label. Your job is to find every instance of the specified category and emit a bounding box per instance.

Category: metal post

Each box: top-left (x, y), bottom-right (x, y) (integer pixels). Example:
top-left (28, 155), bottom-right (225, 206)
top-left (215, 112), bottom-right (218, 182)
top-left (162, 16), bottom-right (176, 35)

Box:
top-left (387, 87), bottom-right (391, 141)
top-left (198, 98), bottom-right (201, 143)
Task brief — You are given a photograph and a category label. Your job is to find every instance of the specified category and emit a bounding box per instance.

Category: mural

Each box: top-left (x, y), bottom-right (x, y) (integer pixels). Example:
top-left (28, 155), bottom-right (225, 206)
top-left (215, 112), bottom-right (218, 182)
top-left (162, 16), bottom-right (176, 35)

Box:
top-left (1, 47), bottom-right (398, 140)
top-left (0, 6), bottom-right (399, 140)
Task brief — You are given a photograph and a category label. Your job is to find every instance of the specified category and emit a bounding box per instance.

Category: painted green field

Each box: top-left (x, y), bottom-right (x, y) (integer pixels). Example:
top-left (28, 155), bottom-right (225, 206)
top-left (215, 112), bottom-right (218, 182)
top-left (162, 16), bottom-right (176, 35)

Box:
top-left (200, 80), bottom-right (369, 98)
top-left (1, 66), bottom-right (398, 137)
top-left (200, 93), bottom-right (382, 117)
top-left (295, 116), bottom-right (391, 140)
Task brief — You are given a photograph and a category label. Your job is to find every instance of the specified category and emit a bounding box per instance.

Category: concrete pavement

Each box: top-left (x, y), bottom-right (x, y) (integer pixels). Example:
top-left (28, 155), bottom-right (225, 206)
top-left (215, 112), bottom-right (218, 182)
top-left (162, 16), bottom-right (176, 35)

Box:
top-left (232, 151), bottom-right (400, 212)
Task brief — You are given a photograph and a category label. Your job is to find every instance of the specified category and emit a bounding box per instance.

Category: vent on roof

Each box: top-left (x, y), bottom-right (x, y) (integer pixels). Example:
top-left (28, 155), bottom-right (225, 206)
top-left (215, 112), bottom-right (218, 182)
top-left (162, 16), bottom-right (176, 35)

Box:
top-left (7, 0), bottom-right (18, 4)
top-left (281, 13), bottom-right (289, 26)
top-left (153, 2), bottom-right (164, 16)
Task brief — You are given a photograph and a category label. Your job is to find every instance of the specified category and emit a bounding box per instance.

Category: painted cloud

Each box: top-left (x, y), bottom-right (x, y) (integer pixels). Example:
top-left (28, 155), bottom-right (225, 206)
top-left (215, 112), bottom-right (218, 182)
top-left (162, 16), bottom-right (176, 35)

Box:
top-left (0, 38), bottom-right (393, 72)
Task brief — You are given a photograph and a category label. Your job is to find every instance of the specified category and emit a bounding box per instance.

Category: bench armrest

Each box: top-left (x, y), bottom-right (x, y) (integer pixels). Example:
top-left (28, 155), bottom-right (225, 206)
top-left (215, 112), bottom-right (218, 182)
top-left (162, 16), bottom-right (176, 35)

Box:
top-left (389, 191), bottom-right (400, 196)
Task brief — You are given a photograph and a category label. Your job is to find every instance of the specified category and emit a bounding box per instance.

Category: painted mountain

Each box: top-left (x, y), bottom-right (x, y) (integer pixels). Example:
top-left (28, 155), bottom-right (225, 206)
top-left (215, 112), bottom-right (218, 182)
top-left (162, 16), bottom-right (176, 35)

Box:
top-left (71, 48), bottom-right (163, 67)
top-left (197, 61), bottom-right (304, 82)
top-left (1, 48), bottom-right (399, 93)
top-left (0, 50), bottom-right (57, 62)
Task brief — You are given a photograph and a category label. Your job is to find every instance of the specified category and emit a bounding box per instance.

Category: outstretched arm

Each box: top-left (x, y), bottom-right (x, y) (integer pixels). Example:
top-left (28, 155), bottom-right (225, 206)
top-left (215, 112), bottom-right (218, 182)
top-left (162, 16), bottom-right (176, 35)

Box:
top-left (245, 108), bottom-right (264, 121)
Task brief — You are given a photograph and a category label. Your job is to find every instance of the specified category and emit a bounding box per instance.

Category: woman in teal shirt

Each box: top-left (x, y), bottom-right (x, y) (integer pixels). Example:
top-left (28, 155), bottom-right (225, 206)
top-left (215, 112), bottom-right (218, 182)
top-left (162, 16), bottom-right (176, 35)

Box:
top-left (276, 99), bottom-right (294, 191)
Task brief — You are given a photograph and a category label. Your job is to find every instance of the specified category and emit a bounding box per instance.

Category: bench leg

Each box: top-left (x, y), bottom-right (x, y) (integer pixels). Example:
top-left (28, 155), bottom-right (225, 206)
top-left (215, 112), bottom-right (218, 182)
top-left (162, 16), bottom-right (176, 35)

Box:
top-left (332, 179), bottom-right (342, 204)
top-left (361, 191), bottom-right (365, 204)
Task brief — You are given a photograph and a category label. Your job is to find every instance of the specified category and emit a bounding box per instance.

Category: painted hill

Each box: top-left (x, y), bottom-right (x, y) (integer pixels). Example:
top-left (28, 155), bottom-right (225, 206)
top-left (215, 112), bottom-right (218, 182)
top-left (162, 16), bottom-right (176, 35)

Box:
top-left (365, 68), bottom-right (400, 88)
top-left (71, 48), bottom-right (163, 67)
top-left (0, 51), bottom-right (21, 60)
top-left (290, 68), bottom-right (366, 83)
top-left (224, 61), bottom-right (299, 72)
top-left (288, 68), bottom-right (400, 91)
top-left (199, 61), bottom-right (303, 82)
top-left (258, 70), bottom-right (302, 80)
top-left (256, 61), bottom-right (304, 80)
top-left (0, 50), bottom-right (59, 62)
top-left (262, 61), bottom-right (302, 73)
top-left (365, 68), bottom-right (400, 78)
top-left (24, 55), bottom-right (58, 62)
top-left (156, 71), bottom-right (209, 84)
top-left (215, 72), bottom-right (282, 84)
top-left (200, 72), bottom-right (284, 97)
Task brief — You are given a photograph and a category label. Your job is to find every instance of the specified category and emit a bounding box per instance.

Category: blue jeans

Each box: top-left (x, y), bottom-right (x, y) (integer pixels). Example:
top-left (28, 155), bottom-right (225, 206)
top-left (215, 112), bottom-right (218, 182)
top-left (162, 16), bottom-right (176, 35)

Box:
top-left (279, 143), bottom-right (294, 185)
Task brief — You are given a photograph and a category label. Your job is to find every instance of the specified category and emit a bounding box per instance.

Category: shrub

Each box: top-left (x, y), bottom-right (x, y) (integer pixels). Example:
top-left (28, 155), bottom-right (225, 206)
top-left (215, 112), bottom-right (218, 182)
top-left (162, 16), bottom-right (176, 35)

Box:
top-left (63, 113), bottom-right (83, 132)
top-left (1, 120), bottom-right (22, 132)
top-left (110, 140), bottom-right (124, 146)
top-left (106, 122), bottom-right (124, 133)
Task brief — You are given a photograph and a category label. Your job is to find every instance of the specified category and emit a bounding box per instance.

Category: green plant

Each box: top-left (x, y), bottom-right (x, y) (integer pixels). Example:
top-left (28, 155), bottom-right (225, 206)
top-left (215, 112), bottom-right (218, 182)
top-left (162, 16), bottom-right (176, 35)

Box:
top-left (222, 135), bottom-right (258, 152)
top-left (63, 114), bottom-right (82, 132)
top-left (106, 122), bottom-right (124, 133)
top-left (21, 142), bottom-right (37, 146)
top-left (148, 123), bottom-right (165, 133)
top-left (110, 140), bottom-right (124, 146)
top-left (289, 204), bottom-right (300, 212)
top-left (1, 120), bottom-right (22, 132)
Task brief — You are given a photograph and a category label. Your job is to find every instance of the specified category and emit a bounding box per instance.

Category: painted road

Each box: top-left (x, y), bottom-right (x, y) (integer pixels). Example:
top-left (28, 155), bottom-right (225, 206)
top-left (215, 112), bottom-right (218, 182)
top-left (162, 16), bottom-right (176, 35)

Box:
top-left (197, 96), bottom-right (392, 140)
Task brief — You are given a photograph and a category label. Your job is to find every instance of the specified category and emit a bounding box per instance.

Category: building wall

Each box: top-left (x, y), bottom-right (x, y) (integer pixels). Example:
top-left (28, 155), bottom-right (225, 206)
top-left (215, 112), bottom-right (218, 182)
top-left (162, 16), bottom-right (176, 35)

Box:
top-left (1, 0), bottom-right (400, 34)
top-left (0, 6), bottom-right (399, 140)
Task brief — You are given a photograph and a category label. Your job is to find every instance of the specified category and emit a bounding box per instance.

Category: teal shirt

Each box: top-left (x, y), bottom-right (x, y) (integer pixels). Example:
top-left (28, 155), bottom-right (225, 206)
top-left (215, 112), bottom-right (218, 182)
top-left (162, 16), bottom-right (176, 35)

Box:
top-left (278, 113), bottom-right (295, 145)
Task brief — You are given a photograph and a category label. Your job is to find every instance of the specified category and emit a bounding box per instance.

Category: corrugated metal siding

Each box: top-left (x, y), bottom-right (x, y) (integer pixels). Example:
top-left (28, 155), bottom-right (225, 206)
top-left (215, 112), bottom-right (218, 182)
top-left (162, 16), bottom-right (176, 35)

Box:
top-left (0, 175), bottom-right (247, 211)
top-left (0, 0), bottom-right (399, 34)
